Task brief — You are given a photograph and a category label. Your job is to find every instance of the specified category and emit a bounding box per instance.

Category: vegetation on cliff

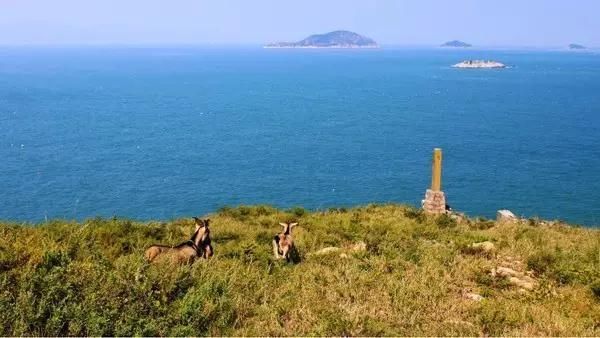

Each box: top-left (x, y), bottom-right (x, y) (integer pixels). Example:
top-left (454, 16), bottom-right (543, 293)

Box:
top-left (1, 204), bottom-right (599, 336)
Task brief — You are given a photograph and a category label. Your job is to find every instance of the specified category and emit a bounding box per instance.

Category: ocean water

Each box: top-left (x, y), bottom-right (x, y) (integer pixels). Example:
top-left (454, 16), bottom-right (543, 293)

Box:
top-left (1, 46), bottom-right (599, 225)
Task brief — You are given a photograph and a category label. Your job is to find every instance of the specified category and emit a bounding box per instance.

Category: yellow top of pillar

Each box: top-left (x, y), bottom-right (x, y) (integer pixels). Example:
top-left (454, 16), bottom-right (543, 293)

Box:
top-left (431, 148), bottom-right (442, 191)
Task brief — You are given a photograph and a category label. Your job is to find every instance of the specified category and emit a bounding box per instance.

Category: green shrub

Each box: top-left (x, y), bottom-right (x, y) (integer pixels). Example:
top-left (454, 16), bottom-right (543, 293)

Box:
top-left (435, 214), bottom-right (457, 228)
top-left (403, 207), bottom-right (425, 223)
top-left (526, 249), bottom-right (599, 286)
top-left (474, 269), bottom-right (511, 290)
top-left (477, 303), bottom-right (524, 336)
top-left (470, 218), bottom-right (496, 230)
top-left (527, 252), bottom-right (557, 275)
top-left (327, 207), bottom-right (348, 213)
top-left (218, 205), bottom-right (278, 221)
top-left (287, 207), bottom-right (306, 217)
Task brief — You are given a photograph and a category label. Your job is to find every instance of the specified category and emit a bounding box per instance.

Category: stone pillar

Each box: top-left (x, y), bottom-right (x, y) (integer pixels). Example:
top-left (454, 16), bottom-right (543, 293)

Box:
top-left (431, 148), bottom-right (442, 191)
top-left (422, 148), bottom-right (447, 214)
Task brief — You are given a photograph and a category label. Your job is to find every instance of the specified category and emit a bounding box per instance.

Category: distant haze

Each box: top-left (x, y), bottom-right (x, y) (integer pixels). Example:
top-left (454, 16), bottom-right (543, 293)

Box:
top-left (1, 0), bottom-right (599, 47)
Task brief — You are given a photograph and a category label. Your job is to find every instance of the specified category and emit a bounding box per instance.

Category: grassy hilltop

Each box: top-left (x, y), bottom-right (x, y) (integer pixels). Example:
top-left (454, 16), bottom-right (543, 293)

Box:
top-left (1, 204), bottom-right (599, 336)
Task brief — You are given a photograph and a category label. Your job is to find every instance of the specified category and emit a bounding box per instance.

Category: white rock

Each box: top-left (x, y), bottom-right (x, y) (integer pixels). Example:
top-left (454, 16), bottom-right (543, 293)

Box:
top-left (453, 60), bottom-right (506, 68)
top-left (312, 241), bottom-right (367, 257)
top-left (350, 241), bottom-right (367, 252)
top-left (464, 292), bottom-right (485, 301)
top-left (497, 210), bottom-right (517, 223)
top-left (312, 247), bottom-right (341, 255)
top-left (492, 266), bottom-right (520, 277)
top-left (509, 276), bottom-right (536, 290)
top-left (491, 266), bottom-right (537, 290)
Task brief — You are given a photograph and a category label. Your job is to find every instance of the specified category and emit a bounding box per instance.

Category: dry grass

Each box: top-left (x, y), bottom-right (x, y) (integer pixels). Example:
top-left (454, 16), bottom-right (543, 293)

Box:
top-left (0, 204), bottom-right (599, 336)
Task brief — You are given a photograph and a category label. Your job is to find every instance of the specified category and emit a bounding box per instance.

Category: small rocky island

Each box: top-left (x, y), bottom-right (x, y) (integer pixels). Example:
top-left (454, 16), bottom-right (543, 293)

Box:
top-left (569, 43), bottom-right (586, 50)
top-left (265, 30), bottom-right (378, 48)
top-left (452, 60), bottom-right (506, 69)
top-left (441, 40), bottom-right (472, 48)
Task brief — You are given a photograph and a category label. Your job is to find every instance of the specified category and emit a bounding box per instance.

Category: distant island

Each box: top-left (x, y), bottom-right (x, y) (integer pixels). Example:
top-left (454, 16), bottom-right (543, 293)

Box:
top-left (265, 30), bottom-right (378, 48)
top-left (452, 60), bottom-right (506, 69)
top-left (569, 43), bottom-right (586, 50)
top-left (441, 40), bottom-right (472, 48)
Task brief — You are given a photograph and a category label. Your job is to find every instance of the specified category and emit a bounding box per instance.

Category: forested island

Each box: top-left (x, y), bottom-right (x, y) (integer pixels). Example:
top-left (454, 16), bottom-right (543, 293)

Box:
top-left (569, 43), bottom-right (586, 50)
top-left (441, 40), bottom-right (472, 48)
top-left (265, 30), bottom-right (378, 48)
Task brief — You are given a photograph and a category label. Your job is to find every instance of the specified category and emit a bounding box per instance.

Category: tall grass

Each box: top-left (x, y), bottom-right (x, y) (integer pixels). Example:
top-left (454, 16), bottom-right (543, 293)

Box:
top-left (0, 204), bottom-right (599, 336)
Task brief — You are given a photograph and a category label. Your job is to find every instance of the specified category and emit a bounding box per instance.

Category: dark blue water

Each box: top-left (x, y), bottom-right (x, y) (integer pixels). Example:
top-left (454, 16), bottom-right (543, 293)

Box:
top-left (1, 47), bottom-right (599, 225)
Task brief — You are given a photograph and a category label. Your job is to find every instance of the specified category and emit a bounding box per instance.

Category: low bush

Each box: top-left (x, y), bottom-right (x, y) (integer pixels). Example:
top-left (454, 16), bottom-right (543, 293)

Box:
top-left (527, 251), bottom-right (557, 275)
top-left (435, 214), bottom-right (457, 228)
top-left (470, 218), bottom-right (496, 230)
top-left (403, 207), bottom-right (426, 223)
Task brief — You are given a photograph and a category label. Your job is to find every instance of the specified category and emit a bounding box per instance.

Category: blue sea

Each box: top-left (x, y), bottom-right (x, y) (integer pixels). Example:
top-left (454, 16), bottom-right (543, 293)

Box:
top-left (1, 46), bottom-right (599, 225)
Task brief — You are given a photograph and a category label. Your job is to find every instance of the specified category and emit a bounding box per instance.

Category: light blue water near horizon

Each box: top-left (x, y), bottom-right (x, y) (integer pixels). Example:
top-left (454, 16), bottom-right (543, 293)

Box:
top-left (1, 47), bottom-right (600, 225)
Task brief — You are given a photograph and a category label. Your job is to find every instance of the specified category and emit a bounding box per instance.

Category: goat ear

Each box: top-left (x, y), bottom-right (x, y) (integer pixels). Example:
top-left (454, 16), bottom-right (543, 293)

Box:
top-left (193, 217), bottom-right (202, 225)
top-left (279, 222), bottom-right (287, 227)
top-left (203, 219), bottom-right (210, 226)
top-left (290, 222), bottom-right (298, 227)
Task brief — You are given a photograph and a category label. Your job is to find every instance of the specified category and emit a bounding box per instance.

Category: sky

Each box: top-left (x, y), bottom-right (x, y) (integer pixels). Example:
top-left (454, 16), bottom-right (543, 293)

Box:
top-left (1, 0), bottom-right (599, 47)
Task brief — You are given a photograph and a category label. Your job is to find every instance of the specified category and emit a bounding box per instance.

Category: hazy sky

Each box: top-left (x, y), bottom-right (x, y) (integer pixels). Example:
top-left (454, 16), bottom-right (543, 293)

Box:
top-left (1, 0), bottom-right (599, 46)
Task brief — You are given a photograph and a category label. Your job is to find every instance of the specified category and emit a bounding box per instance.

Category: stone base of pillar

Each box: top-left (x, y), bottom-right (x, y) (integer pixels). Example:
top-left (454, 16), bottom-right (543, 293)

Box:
top-left (422, 189), bottom-right (447, 214)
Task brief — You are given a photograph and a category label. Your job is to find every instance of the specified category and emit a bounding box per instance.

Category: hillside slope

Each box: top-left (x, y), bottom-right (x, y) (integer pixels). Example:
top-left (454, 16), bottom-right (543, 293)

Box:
top-left (1, 204), bottom-right (599, 336)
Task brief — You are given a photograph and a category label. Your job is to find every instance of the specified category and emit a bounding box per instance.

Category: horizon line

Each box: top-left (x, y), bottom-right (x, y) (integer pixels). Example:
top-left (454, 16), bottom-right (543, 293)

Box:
top-left (0, 42), bottom-right (596, 50)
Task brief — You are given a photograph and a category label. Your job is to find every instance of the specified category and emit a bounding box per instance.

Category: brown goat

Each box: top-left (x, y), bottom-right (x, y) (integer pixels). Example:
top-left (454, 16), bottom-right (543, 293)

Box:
top-left (144, 217), bottom-right (212, 264)
top-left (273, 222), bottom-right (298, 261)
top-left (198, 218), bottom-right (213, 259)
